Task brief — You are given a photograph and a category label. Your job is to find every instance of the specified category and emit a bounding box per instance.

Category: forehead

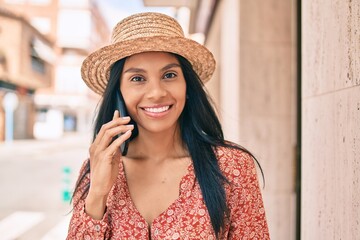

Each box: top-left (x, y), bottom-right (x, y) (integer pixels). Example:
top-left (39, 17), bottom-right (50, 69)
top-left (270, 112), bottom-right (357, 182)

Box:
top-left (124, 52), bottom-right (179, 67)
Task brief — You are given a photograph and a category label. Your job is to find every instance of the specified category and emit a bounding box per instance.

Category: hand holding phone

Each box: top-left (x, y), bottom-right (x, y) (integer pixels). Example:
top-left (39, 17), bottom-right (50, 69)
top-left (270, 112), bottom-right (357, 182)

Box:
top-left (86, 113), bottom-right (132, 220)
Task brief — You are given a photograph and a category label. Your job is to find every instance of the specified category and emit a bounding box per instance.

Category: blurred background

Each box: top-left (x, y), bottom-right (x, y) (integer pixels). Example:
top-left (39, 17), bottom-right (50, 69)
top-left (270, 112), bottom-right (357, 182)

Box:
top-left (0, 0), bottom-right (359, 239)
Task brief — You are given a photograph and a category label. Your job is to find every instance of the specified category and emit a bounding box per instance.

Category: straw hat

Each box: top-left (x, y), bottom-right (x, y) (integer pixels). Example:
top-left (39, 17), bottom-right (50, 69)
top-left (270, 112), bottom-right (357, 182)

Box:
top-left (81, 12), bottom-right (216, 94)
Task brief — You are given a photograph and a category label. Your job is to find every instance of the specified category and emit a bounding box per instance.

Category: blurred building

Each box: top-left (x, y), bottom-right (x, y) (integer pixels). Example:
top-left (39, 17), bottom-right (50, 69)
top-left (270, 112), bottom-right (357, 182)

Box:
top-left (146, 0), bottom-right (359, 240)
top-left (0, 0), bottom-right (110, 140)
top-left (0, 8), bottom-right (54, 141)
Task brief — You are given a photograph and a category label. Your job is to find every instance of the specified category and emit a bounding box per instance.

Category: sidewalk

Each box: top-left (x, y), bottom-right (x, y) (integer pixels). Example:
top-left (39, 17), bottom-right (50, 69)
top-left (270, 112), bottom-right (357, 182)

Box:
top-left (0, 133), bottom-right (92, 161)
top-left (0, 132), bottom-right (94, 239)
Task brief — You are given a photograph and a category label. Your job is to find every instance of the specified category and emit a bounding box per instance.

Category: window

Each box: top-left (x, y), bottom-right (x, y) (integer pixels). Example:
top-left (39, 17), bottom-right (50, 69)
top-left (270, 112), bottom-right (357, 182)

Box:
top-left (36, 108), bottom-right (48, 122)
top-left (30, 44), bottom-right (46, 74)
top-left (64, 114), bottom-right (77, 132)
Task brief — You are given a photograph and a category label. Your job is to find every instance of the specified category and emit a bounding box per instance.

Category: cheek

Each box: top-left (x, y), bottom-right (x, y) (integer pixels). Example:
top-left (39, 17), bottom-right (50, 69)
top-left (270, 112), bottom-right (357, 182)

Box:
top-left (177, 83), bottom-right (187, 104)
top-left (178, 90), bottom-right (187, 105)
top-left (171, 76), bottom-right (187, 99)
top-left (171, 87), bottom-right (187, 115)
top-left (120, 90), bottom-right (139, 115)
top-left (123, 97), bottom-right (137, 112)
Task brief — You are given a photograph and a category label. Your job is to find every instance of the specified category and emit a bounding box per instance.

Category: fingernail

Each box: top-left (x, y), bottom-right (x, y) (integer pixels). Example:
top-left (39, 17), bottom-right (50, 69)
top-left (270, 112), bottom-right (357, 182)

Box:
top-left (122, 116), bottom-right (130, 120)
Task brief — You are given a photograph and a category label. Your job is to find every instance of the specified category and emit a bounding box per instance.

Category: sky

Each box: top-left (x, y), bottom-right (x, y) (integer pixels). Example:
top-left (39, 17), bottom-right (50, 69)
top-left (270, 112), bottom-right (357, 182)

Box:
top-left (95, 0), bottom-right (175, 29)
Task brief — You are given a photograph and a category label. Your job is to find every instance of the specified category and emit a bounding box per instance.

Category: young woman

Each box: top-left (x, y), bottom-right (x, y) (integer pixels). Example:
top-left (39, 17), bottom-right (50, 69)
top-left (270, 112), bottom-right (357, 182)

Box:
top-left (67, 12), bottom-right (269, 239)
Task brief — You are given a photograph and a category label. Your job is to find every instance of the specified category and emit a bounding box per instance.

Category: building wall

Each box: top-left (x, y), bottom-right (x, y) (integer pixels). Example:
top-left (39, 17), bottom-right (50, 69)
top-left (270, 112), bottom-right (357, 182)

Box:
top-left (1, 0), bottom-right (110, 138)
top-left (0, 0), bottom-right (59, 40)
top-left (21, 20), bottom-right (53, 88)
top-left (206, 0), bottom-right (297, 239)
top-left (0, 0), bottom-right (59, 95)
top-left (302, 0), bottom-right (360, 239)
top-left (0, 11), bottom-right (54, 140)
top-left (0, 15), bottom-right (22, 79)
top-left (89, 2), bottom-right (111, 50)
top-left (13, 93), bottom-right (36, 139)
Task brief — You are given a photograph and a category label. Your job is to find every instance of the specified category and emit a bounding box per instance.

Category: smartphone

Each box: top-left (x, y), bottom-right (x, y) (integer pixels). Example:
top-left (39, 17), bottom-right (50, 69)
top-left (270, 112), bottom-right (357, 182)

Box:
top-left (115, 91), bottom-right (129, 155)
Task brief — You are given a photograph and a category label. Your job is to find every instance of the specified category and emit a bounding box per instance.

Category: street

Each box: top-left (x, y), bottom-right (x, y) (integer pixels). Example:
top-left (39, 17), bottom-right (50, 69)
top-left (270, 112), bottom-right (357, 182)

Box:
top-left (0, 133), bottom-right (92, 239)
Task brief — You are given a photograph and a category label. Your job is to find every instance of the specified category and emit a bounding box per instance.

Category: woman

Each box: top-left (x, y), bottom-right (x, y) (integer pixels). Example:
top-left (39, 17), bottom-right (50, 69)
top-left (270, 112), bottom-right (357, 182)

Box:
top-left (67, 12), bottom-right (269, 239)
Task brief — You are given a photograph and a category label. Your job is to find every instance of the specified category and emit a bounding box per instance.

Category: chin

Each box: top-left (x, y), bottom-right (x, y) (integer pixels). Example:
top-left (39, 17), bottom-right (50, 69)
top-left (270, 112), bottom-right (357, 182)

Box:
top-left (138, 121), bottom-right (179, 135)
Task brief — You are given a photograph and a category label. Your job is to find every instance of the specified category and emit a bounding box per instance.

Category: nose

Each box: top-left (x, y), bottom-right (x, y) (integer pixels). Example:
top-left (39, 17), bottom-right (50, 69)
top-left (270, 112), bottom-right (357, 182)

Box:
top-left (146, 80), bottom-right (167, 99)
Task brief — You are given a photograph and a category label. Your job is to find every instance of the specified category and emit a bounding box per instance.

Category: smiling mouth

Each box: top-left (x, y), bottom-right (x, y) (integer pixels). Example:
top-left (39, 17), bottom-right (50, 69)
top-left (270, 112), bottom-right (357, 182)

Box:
top-left (143, 105), bottom-right (172, 113)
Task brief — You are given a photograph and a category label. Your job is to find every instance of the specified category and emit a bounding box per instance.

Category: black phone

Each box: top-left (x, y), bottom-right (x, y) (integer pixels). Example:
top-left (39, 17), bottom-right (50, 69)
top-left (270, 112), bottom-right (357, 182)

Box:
top-left (115, 91), bottom-right (129, 155)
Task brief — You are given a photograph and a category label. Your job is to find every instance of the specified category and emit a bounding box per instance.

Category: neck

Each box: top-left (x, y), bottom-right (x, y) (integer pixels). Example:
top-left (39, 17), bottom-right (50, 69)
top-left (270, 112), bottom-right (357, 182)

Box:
top-left (127, 124), bottom-right (188, 163)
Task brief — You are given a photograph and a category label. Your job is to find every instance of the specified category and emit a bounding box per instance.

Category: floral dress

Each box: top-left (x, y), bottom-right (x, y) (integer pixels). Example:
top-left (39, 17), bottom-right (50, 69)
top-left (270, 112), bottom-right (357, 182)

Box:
top-left (66, 146), bottom-right (270, 239)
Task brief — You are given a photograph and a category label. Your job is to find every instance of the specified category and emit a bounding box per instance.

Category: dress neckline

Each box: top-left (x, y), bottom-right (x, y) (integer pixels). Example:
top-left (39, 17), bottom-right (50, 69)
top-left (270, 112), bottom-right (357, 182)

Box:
top-left (118, 159), bottom-right (195, 228)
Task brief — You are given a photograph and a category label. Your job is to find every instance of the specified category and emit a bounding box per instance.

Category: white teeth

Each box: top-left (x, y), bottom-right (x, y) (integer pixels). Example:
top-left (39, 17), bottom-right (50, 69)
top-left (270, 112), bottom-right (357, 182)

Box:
top-left (144, 106), bottom-right (170, 113)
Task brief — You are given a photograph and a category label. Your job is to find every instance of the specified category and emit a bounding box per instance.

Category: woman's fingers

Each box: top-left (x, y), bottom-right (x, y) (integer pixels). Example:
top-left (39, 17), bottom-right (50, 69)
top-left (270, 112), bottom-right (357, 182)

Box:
top-left (97, 117), bottom-right (131, 142)
top-left (92, 112), bottom-right (131, 146)
top-left (113, 110), bottom-right (119, 120)
top-left (90, 111), bottom-right (131, 154)
top-left (96, 124), bottom-right (134, 152)
top-left (106, 129), bottom-right (132, 157)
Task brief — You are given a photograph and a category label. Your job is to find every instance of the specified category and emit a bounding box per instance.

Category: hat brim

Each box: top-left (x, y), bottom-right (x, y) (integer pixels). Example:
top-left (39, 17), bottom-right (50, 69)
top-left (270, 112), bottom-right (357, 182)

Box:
top-left (81, 36), bottom-right (216, 95)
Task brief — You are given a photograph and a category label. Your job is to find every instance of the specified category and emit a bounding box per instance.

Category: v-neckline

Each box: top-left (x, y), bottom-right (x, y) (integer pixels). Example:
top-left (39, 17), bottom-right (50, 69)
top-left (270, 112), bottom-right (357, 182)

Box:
top-left (119, 159), bottom-right (194, 228)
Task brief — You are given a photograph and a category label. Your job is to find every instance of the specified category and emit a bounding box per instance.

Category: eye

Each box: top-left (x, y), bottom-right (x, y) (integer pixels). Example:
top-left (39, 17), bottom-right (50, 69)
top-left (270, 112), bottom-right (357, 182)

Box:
top-left (163, 72), bottom-right (177, 79)
top-left (130, 76), bottom-right (145, 82)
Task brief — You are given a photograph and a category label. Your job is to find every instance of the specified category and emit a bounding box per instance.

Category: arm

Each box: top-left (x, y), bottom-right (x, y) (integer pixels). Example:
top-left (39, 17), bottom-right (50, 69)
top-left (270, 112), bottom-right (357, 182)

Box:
top-left (67, 111), bottom-right (134, 239)
top-left (66, 159), bottom-right (110, 240)
top-left (227, 151), bottom-right (270, 239)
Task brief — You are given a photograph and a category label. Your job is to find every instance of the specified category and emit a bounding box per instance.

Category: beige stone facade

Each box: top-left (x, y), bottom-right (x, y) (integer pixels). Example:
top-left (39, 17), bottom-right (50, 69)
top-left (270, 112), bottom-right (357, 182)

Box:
top-left (302, 0), bottom-right (360, 239)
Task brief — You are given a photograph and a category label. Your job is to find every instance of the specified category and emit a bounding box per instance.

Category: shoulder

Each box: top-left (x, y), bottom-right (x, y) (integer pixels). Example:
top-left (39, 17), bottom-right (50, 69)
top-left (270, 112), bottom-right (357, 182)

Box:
top-left (215, 145), bottom-right (258, 185)
top-left (216, 146), bottom-right (269, 238)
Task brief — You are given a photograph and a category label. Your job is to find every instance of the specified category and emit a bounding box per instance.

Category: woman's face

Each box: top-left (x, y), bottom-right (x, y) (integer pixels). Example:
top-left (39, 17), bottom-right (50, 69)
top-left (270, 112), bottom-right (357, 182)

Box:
top-left (120, 52), bottom-right (187, 135)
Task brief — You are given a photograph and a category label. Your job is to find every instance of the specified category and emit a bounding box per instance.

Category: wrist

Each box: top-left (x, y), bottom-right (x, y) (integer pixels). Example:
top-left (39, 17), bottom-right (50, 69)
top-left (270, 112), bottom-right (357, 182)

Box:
top-left (85, 193), bottom-right (108, 220)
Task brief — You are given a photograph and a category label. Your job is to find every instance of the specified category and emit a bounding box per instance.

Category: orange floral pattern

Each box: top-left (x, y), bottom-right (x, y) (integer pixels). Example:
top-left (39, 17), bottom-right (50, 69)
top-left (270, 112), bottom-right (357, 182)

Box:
top-left (67, 146), bottom-right (270, 239)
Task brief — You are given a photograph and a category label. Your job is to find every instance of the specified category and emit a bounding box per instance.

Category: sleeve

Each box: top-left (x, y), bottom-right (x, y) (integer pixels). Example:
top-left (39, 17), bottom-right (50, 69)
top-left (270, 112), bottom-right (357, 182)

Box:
top-left (66, 159), bottom-right (111, 240)
top-left (226, 151), bottom-right (270, 240)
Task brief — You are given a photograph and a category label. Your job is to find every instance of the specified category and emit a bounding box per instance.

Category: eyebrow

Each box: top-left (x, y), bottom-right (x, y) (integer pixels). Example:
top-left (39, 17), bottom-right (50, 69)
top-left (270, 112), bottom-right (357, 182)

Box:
top-left (123, 63), bottom-right (181, 74)
top-left (161, 63), bottom-right (181, 71)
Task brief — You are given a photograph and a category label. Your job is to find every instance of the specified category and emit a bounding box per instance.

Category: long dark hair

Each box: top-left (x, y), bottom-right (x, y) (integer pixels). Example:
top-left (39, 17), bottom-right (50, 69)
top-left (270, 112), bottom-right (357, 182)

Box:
top-left (73, 53), bottom-right (263, 237)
